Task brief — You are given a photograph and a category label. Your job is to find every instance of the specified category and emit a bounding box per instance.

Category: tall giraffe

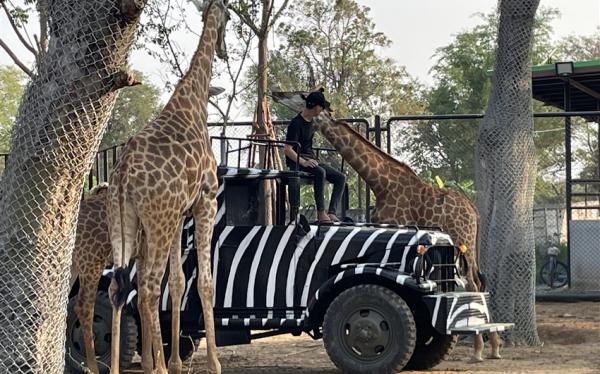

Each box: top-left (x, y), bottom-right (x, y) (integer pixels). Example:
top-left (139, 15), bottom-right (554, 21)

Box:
top-left (107, 1), bottom-right (229, 373)
top-left (68, 89), bottom-right (223, 374)
top-left (271, 90), bottom-right (501, 363)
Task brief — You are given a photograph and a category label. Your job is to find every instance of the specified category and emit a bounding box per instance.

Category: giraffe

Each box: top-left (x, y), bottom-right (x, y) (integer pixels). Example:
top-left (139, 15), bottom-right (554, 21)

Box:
top-left (271, 90), bottom-right (502, 363)
top-left (71, 183), bottom-right (112, 374)
top-left (107, 0), bottom-right (229, 373)
top-left (68, 84), bottom-right (225, 374)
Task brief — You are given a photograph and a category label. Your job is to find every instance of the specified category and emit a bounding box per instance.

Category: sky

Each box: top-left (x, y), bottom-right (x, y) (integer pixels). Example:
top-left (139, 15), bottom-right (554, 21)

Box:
top-left (1, 0), bottom-right (599, 120)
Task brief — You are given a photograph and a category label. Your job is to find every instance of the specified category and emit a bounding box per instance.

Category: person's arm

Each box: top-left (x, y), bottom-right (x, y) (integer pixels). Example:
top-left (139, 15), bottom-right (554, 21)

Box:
top-left (284, 145), bottom-right (317, 167)
top-left (285, 120), bottom-right (318, 168)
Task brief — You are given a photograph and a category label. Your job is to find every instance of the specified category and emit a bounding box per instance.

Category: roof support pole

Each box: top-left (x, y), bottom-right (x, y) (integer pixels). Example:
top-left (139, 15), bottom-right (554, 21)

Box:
top-left (564, 78), bottom-right (573, 288)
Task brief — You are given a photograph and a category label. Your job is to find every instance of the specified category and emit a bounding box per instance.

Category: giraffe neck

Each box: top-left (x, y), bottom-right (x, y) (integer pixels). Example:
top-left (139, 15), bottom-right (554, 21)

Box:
top-left (162, 1), bottom-right (222, 125)
top-left (317, 117), bottom-right (424, 197)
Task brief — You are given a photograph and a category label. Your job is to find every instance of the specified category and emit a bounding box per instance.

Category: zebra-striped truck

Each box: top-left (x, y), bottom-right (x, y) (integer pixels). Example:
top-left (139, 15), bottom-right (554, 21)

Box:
top-left (66, 165), bottom-right (512, 374)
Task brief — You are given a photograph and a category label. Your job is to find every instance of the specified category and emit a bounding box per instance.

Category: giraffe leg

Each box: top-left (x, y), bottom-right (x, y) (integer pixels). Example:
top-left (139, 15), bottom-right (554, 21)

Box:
top-left (488, 332), bottom-right (502, 359)
top-left (150, 279), bottom-right (168, 374)
top-left (167, 219), bottom-right (185, 374)
top-left (193, 190), bottom-right (221, 374)
top-left (143, 225), bottom-right (178, 374)
top-left (136, 258), bottom-right (155, 374)
top-left (109, 278), bottom-right (122, 374)
top-left (74, 274), bottom-right (102, 374)
top-left (466, 265), bottom-right (485, 363)
top-left (469, 334), bottom-right (485, 363)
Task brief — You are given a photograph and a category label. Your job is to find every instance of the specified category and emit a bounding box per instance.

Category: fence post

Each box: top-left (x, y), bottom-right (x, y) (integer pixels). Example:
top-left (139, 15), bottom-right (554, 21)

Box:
top-left (365, 122), bottom-right (372, 222)
top-left (374, 115), bottom-right (382, 148)
top-left (564, 80), bottom-right (573, 288)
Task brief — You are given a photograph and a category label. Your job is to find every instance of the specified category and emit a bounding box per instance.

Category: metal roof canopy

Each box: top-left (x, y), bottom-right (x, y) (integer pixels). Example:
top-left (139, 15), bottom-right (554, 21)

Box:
top-left (531, 59), bottom-right (600, 289)
top-left (532, 60), bottom-right (600, 113)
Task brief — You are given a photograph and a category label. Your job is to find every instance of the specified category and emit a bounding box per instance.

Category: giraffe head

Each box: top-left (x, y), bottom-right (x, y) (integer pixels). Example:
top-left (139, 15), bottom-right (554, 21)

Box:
top-left (271, 89), bottom-right (340, 132)
top-left (193, 0), bottom-right (230, 60)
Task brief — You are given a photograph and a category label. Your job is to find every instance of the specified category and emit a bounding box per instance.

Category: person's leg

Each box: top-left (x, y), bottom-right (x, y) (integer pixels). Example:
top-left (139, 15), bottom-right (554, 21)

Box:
top-left (321, 163), bottom-right (346, 220)
top-left (289, 161), bottom-right (329, 221)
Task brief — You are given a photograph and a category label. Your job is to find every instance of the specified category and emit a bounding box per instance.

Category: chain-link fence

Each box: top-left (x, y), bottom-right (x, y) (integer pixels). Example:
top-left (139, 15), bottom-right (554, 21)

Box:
top-left (0, 0), bottom-right (143, 372)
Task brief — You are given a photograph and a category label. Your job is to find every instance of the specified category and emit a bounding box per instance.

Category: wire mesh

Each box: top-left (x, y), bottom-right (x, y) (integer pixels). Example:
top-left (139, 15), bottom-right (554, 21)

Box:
top-left (0, 0), bottom-right (143, 372)
top-left (475, 0), bottom-right (541, 345)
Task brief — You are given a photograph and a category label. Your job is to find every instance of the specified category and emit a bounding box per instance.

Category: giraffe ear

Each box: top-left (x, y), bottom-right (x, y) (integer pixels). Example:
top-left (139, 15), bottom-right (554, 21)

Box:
top-left (190, 0), bottom-right (208, 12)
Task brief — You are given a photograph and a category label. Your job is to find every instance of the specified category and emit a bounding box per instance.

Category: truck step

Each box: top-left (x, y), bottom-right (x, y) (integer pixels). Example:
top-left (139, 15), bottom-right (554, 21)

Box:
top-left (448, 322), bottom-right (515, 335)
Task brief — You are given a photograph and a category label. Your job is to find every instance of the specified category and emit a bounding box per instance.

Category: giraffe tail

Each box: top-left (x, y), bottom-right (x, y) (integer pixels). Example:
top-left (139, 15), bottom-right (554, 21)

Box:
top-left (110, 165), bottom-right (137, 307)
top-left (113, 267), bottom-right (133, 307)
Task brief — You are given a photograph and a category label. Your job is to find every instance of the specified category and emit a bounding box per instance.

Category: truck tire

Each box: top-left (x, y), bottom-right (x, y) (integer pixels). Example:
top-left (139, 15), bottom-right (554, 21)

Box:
top-left (404, 328), bottom-right (456, 370)
top-left (323, 285), bottom-right (416, 374)
top-left (65, 291), bottom-right (138, 373)
top-left (403, 303), bottom-right (457, 370)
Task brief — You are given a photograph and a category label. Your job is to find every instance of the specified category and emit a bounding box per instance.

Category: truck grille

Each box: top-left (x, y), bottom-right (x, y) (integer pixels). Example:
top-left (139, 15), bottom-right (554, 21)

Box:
top-left (424, 246), bottom-right (457, 292)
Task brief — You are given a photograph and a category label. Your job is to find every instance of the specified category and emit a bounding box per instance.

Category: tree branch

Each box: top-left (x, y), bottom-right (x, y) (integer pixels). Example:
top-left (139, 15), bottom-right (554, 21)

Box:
top-left (0, 38), bottom-right (33, 77)
top-left (268, 0), bottom-right (289, 29)
top-left (229, 5), bottom-right (260, 36)
top-left (208, 98), bottom-right (228, 122)
top-left (1, 1), bottom-right (37, 58)
top-left (37, 0), bottom-right (49, 57)
top-left (260, 0), bottom-right (273, 35)
top-left (159, 0), bottom-right (185, 77)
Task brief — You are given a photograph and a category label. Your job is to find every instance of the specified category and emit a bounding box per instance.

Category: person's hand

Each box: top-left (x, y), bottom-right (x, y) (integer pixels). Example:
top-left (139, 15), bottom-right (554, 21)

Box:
top-left (300, 158), bottom-right (319, 168)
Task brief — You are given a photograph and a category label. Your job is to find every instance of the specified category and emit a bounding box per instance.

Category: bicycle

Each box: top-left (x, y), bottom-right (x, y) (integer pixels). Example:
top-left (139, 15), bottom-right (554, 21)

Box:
top-left (540, 244), bottom-right (569, 289)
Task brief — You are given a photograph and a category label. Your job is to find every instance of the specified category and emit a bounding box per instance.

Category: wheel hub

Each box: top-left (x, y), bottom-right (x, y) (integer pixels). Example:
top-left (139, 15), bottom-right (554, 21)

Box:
top-left (342, 307), bottom-right (392, 360)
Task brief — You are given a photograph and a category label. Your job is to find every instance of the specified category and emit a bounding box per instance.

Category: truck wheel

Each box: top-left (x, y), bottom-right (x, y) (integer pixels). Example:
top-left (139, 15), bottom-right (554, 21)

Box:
top-left (323, 285), bottom-right (416, 374)
top-left (404, 325), bottom-right (456, 370)
top-left (65, 291), bottom-right (138, 373)
top-left (403, 304), bottom-right (457, 370)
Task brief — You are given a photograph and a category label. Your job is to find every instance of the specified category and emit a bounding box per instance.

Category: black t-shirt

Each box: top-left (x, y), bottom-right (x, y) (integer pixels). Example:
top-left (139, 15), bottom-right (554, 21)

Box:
top-left (285, 113), bottom-right (315, 162)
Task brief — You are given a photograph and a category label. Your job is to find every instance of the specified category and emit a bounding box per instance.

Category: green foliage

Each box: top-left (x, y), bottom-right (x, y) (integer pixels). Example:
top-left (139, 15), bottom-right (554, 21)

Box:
top-left (419, 170), bottom-right (477, 201)
top-left (99, 70), bottom-right (161, 149)
top-left (394, 7), bottom-right (598, 205)
top-left (244, 0), bottom-right (427, 119)
top-left (0, 66), bottom-right (27, 153)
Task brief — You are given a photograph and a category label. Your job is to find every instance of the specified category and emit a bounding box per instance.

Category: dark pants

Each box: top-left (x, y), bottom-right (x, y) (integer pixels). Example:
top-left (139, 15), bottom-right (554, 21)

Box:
top-left (288, 161), bottom-right (346, 214)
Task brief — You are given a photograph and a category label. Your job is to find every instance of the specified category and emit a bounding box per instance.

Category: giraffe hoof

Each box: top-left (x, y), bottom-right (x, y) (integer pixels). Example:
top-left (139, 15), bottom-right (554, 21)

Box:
top-left (468, 356), bottom-right (484, 363)
top-left (487, 353), bottom-right (502, 359)
top-left (207, 362), bottom-right (222, 374)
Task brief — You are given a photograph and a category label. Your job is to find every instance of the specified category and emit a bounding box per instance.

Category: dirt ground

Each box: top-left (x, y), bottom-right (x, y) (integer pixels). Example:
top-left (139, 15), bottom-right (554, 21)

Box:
top-left (125, 301), bottom-right (600, 374)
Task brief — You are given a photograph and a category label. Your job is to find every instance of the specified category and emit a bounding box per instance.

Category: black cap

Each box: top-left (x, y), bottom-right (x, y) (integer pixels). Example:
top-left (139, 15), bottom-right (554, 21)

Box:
top-left (303, 88), bottom-right (330, 109)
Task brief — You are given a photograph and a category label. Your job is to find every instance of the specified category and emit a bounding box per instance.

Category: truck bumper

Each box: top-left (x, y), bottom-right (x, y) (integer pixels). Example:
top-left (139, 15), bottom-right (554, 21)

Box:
top-left (424, 292), bottom-right (514, 335)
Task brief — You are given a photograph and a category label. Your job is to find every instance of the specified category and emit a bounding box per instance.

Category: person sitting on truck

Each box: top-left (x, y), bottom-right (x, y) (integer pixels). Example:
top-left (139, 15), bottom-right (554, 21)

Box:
top-left (284, 89), bottom-right (346, 223)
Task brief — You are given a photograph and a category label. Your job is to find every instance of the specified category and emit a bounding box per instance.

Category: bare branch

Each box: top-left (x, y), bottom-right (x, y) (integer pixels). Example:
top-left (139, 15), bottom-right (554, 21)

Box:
top-left (111, 70), bottom-right (142, 91)
top-left (260, 0), bottom-right (273, 35)
top-left (161, 3), bottom-right (185, 77)
top-left (1, 1), bottom-right (37, 58)
top-left (268, 0), bottom-right (289, 29)
top-left (229, 4), bottom-right (260, 36)
top-left (37, 0), bottom-right (49, 56)
top-left (0, 38), bottom-right (33, 77)
top-left (208, 98), bottom-right (228, 121)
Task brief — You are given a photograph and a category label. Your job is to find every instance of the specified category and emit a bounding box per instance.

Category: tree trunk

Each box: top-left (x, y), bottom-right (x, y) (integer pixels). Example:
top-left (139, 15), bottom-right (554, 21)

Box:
top-left (0, 0), bottom-right (145, 372)
top-left (254, 21), bottom-right (280, 224)
top-left (475, 0), bottom-right (541, 345)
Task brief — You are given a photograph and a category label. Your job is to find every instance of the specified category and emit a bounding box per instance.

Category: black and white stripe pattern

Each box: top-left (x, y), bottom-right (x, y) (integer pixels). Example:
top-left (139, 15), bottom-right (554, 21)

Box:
top-left (425, 292), bottom-right (498, 334)
top-left (105, 167), bottom-right (459, 330)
